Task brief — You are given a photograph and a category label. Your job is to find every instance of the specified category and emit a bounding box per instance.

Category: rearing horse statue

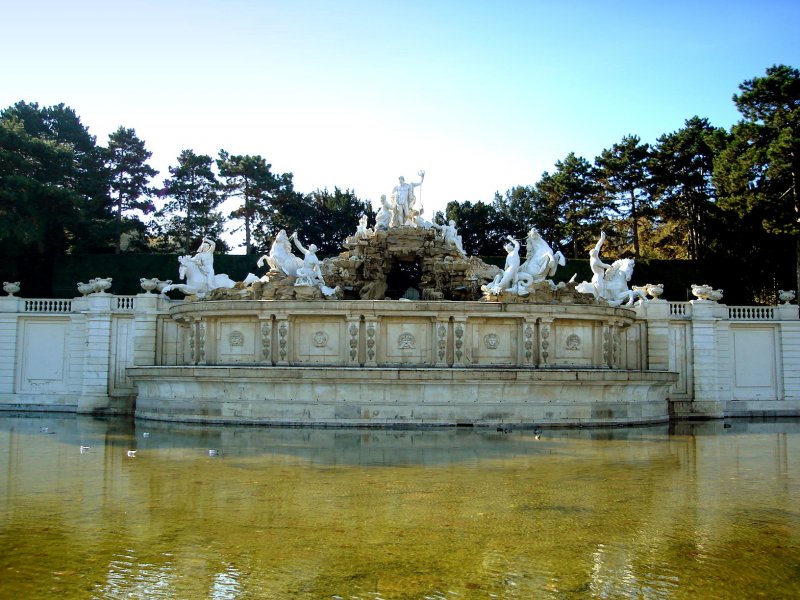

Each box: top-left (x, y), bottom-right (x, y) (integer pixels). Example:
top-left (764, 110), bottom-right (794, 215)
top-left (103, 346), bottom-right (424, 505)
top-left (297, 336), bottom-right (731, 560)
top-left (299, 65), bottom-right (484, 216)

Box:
top-left (161, 255), bottom-right (236, 298)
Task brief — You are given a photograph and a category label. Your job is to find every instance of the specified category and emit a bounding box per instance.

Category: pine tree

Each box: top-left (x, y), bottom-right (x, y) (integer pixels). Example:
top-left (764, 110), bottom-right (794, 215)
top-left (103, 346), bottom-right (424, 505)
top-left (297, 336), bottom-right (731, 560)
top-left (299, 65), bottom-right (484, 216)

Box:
top-left (105, 127), bottom-right (157, 253)
top-left (154, 150), bottom-right (226, 253)
top-left (715, 65), bottom-right (800, 291)
top-left (595, 135), bottom-right (653, 258)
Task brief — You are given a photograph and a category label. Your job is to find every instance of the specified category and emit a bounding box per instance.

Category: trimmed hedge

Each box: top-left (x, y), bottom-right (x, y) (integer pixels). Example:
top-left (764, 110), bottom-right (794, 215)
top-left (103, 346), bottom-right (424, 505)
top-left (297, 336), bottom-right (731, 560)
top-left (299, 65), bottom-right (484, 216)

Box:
top-left (1, 252), bottom-right (789, 305)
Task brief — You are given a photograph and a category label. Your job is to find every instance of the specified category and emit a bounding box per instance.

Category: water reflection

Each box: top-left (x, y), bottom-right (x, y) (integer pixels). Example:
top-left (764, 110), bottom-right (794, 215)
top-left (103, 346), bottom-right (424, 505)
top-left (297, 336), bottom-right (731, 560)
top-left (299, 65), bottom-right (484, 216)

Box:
top-left (0, 413), bottom-right (798, 599)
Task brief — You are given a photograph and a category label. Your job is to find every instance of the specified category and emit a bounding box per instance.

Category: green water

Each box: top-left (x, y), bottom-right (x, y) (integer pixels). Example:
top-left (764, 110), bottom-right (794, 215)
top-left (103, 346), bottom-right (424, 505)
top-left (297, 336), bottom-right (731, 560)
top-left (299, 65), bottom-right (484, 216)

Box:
top-left (0, 415), bottom-right (798, 599)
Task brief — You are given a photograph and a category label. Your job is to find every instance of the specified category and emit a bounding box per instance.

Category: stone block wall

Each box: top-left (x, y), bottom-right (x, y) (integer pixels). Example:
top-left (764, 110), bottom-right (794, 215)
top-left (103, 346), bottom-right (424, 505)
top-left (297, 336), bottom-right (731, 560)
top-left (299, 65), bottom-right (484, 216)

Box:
top-left (1, 292), bottom-right (799, 419)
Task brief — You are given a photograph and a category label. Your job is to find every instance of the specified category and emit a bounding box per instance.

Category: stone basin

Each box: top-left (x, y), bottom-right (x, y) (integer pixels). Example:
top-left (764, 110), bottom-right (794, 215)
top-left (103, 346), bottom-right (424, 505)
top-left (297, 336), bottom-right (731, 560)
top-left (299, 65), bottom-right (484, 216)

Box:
top-left (128, 300), bottom-right (677, 427)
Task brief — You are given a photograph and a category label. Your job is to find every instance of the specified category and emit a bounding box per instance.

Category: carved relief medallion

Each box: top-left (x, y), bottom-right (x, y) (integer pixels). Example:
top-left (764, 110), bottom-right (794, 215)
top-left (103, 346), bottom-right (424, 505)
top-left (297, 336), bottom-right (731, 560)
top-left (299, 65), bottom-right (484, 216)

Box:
top-left (565, 333), bottom-right (581, 351)
top-left (229, 330), bottom-right (245, 347)
top-left (484, 333), bottom-right (499, 350)
top-left (397, 332), bottom-right (416, 349)
top-left (312, 331), bottom-right (329, 347)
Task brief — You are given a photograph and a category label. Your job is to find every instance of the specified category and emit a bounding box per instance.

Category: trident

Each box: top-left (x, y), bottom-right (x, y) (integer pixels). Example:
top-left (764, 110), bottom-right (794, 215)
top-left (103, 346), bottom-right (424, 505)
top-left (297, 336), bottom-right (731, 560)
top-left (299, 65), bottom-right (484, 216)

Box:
top-left (417, 169), bottom-right (425, 212)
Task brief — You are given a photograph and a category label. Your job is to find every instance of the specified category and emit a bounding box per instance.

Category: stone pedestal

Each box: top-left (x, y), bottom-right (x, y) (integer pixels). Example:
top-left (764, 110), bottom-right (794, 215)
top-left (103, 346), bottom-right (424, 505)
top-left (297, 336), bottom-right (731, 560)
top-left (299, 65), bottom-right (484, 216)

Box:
top-left (77, 294), bottom-right (114, 413)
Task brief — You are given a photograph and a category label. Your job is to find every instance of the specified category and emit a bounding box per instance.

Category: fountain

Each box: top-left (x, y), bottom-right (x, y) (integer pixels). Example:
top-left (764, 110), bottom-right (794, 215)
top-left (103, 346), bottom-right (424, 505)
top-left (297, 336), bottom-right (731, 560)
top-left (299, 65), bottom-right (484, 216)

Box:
top-left (128, 174), bottom-right (677, 427)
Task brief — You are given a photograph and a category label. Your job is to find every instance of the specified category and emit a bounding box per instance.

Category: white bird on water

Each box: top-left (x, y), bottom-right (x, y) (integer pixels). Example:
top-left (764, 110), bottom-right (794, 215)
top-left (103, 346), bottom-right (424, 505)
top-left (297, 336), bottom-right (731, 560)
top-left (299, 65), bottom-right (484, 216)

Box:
top-left (127, 450), bottom-right (137, 457)
top-left (208, 449), bottom-right (219, 457)
top-left (80, 445), bottom-right (91, 453)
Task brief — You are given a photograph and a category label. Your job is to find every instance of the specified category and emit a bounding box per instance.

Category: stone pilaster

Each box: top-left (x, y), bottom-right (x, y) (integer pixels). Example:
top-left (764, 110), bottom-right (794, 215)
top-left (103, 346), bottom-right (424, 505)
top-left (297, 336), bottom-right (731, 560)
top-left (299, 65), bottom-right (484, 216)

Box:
top-left (275, 316), bottom-right (290, 366)
top-left (688, 300), bottom-right (726, 417)
top-left (77, 293), bottom-right (114, 413)
top-left (521, 317), bottom-right (536, 367)
top-left (132, 293), bottom-right (159, 367)
top-left (636, 300), bottom-right (671, 371)
top-left (779, 319), bottom-right (800, 401)
top-left (364, 318), bottom-right (378, 367)
top-left (601, 320), bottom-right (612, 368)
top-left (452, 317), bottom-right (467, 367)
top-left (538, 318), bottom-right (553, 367)
top-left (346, 316), bottom-right (361, 366)
top-left (186, 317), bottom-right (197, 364)
top-left (259, 316), bottom-right (273, 365)
top-left (197, 319), bottom-right (207, 365)
top-left (434, 317), bottom-right (449, 367)
top-left (0, 300), bottom-right (19, 395)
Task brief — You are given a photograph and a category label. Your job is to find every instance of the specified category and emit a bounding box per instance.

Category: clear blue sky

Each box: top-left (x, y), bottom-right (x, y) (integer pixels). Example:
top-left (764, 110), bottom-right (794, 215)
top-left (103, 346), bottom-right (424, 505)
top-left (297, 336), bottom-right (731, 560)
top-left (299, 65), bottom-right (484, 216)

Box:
top-left (3, 0), bottom-right (799, 250)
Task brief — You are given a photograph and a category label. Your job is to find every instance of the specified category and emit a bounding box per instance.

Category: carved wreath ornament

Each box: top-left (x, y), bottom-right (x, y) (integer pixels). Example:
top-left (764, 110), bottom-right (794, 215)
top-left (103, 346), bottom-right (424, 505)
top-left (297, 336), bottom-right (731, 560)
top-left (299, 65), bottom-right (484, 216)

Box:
top-left (312, 331), bottom-right (329, 348)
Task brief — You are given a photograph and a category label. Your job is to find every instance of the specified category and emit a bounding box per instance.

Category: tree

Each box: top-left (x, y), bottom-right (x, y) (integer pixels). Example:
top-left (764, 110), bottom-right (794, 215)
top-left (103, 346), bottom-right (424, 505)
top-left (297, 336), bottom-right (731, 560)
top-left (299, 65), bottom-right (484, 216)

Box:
top-left (153, 150), bottom-right (227, 253)
top-left (595, 135), bottom-right (654, 258)
top-left (105, 127), bottom-right (157, 253)
top-left (217, 151), bottom-right (298, 255)
top-left (535, 153), bottom-right (607, 258)
top-left (715, 64), bottom-right (800, 292)
top-left (443, 200), bottom-right (503, 256)
top-left (298, 188), bottom-right (373, 255)
top-left (650, 117), bottom-right (728, 260)
top-left (490, 185), bottom-right (565, 254)
top-left (1, 101), bottom-right (114, 253)
top-left (0, 116), bottom-right (77, 256)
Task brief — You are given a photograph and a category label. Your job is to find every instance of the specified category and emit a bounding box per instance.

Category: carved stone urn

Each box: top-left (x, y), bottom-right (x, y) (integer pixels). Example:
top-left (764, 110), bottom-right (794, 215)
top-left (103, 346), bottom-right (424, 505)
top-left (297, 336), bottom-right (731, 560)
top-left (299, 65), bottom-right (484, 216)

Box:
top-left (140, 277), bottom-right (158, 294)
top-left (778, 289), bottom-right (796, 305)
top-left (3, 281), bottom-right (20, 297)
top-left (90, 277), bottom-right (113, 294)
top-left (691, 284), bottom-right (713, 301)
top-left (708, 288), bottom-right (724, 302)
top-left (77, 282), bottom-right (94, 296)
top-left (155, 279), bottom-right (173, 293)
top-left (645, 283), bottom-right (664, 300)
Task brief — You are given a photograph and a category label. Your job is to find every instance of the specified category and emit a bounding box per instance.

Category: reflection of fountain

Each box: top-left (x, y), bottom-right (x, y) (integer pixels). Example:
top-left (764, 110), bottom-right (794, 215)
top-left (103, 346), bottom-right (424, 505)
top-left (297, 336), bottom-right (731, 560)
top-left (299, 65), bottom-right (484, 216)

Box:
top-left (129, 180), bottom-right (677, 427)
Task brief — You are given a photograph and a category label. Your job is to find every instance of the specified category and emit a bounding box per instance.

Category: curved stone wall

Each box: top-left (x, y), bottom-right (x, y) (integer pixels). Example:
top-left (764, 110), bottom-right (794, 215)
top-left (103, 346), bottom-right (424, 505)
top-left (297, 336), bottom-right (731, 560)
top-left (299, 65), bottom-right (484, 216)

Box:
top-left (127, 299), bottom-right (677, 426)
top-left (163, 300), bottom-right (642, 369)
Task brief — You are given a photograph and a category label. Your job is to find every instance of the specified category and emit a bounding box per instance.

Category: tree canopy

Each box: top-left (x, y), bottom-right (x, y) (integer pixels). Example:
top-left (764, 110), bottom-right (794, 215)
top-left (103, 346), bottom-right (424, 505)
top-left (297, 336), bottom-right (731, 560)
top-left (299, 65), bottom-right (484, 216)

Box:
top-left (2, 64), bottom-right (800, 302)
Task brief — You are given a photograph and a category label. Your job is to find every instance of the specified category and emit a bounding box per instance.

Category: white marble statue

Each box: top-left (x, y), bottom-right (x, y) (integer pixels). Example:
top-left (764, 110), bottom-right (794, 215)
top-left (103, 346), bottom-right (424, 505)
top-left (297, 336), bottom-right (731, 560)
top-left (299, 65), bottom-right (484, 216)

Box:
top-left (375, 195), bottom-right (393, 231)
top-left (413, 207), bottom-right (434, 229)
top-left (190, 237), bottom-right (217, 289)
top-left (257, 229), bottom-right (304, 276)
top-left (391, 172), bottom-right (424, 227)
top-left (517, 228), bottom-right (566, 284)
top-left (161, 255), bottom-right (236, 298)
top-left (290, 232), bottom-right (341, 297)
top-left (354, 214), bottom-right (372, 240)
top-left (161, 238), bottom-right (236, 298)
top-left (482, 236), bottom-right (520, 295)
top-left (575, 232), bottom-right (646, 306)
top-left (433, 219), bottom-right (467, 256)
top-left (291, 232), bottom-right (326, 287)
